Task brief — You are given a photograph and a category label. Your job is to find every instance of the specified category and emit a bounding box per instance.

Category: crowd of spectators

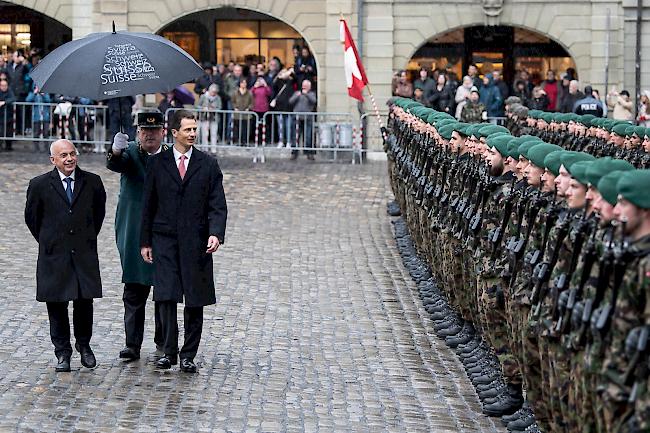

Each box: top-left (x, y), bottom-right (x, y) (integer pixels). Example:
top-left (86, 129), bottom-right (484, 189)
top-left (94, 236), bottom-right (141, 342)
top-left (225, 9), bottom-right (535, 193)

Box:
top-left (393, 64), bottom-right (650, 126)
top-left (184, 45), bottom-right (318, 159)
top-left (0, 47), bottom-right (106, 153)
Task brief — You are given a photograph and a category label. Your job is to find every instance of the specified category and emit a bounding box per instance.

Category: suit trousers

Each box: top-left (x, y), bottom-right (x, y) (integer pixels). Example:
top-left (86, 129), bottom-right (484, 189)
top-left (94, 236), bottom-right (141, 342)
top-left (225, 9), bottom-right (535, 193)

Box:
top-left (123, 283), bottom-right (163, 350)
top-left (46, 299), bottom-right (93, 358)
top-left (157, 301), bottom-right (203, 360)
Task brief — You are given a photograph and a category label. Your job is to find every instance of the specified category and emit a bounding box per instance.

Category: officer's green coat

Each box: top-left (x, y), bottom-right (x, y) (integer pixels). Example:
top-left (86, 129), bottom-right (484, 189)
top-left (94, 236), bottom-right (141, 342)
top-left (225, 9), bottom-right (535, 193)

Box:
top-left (106, 142), bottom-right (168, 285)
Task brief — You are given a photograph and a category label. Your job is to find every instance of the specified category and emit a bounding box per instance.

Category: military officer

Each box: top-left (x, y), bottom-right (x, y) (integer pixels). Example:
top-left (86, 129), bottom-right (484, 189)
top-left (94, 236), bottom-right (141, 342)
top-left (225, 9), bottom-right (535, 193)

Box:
top-left (107, 111), bottom-right (168, 361)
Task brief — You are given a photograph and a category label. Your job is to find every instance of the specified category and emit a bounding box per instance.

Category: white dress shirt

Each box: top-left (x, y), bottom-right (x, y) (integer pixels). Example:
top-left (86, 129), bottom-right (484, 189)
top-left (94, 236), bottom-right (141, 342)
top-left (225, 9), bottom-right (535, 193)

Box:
top-left (57, 169), bottom-right (75, 193)
top-left (172, 146), bottom-right (193, 169)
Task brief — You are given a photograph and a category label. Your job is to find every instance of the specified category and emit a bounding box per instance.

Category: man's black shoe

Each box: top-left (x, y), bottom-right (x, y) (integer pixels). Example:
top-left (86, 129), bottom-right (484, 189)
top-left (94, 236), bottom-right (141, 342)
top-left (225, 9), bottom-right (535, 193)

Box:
top-left (75, 343), bottom-right (96, 368)
top-left (55, 355), bottom-right (71, 372)
top-left (180, 358), bottom-right (197, 373)
top-left (119, 347), bottom-right (140, 361)
top-left (156, 354), bottom-right (178, 369)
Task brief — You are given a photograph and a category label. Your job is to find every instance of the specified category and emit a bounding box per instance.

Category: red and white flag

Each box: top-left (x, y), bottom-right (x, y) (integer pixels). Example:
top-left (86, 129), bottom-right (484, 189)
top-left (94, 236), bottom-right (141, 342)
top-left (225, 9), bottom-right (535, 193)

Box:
top-left (339, 18), bottom-right (368, 102)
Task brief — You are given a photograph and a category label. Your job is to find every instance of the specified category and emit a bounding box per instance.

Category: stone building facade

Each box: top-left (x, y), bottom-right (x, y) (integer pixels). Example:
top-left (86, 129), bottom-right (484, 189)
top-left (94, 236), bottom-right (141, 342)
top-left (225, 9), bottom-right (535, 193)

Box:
top-left (1, 0), bottom-right (647, 117)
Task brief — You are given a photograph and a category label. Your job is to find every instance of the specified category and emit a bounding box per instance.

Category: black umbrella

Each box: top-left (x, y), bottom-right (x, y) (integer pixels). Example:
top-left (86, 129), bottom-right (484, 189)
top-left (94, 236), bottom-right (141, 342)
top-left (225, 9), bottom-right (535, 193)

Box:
top-left (29, 23), bottom-right (202, 101)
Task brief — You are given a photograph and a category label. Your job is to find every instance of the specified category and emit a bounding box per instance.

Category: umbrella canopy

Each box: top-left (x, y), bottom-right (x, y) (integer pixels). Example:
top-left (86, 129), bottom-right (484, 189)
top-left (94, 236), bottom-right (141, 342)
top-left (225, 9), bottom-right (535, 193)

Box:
top-left (173, 85), bottom-right (196, 106)
top-left (29, 26), bottom-right (202, 101)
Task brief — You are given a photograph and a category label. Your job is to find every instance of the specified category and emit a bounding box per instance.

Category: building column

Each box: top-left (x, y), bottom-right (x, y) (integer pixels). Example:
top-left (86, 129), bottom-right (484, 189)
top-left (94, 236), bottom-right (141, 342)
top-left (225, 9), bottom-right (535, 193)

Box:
top-left (364, 0), bottom-right (394, 113)
top-left (92, 0), bottom-right (129, 36)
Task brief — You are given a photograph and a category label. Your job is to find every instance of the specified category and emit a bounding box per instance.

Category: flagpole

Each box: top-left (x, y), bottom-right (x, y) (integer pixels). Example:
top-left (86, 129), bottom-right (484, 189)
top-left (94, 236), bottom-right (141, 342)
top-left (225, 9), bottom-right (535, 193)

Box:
top-left (365, 83), bottom-right (387, 141)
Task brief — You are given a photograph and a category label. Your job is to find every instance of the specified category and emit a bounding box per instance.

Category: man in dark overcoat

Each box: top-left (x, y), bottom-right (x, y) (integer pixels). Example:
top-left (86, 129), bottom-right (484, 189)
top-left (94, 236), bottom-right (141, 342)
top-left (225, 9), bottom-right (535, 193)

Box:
top-left (107, 111), bottom-right (168, 361)
top-left (140, 109), bottom-right (227, 372)
top-left (25, 139), bottom-right (106, 372)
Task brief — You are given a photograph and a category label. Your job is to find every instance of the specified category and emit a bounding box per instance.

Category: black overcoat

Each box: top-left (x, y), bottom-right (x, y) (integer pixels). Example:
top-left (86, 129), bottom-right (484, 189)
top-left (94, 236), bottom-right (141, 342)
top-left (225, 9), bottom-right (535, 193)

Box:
top-left (140, 148), bottom-right (227, 307)
top-left (24, 167), bottom-right (106, 302)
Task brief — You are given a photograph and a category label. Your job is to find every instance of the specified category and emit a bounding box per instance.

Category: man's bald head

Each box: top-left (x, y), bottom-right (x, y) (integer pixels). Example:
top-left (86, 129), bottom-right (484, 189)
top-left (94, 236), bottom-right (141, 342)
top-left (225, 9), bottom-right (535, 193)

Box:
top-left (50, 139), bottom-right (76, 156)
top-left (50, 139), bottom-right (78, 176)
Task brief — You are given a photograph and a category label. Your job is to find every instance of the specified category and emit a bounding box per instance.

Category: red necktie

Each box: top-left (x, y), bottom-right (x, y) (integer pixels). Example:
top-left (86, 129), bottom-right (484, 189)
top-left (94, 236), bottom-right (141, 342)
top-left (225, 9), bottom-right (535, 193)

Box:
top-left (178, 154), bottom-right (187, 179)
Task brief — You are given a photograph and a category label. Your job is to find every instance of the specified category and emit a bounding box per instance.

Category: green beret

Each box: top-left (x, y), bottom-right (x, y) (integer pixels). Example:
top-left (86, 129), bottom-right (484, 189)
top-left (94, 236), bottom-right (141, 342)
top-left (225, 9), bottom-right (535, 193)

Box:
top-left (438, 124), bottom-right (456, 140)
top-left (561, 151), bottom-right (596, 174)
top-left (451, 122), bottom-right (471, 136)
top-left (528, 144), bottom-right (563, 169)
top-left (409, 105), bottom-right (427, 118)
top-left (579, 114), bottom-right (596, 126)
top-left (570, 161), bottom-right (594, 186)
top-left (518, 139), bottom-right (544, 160)
top-left (487, 134), bottom-right (513, 157)
top-left (603, 120), bottom-right (617, 132)
top-left (598, 171), bottom-right (623, 206)
top-left (467, 123), bottom-right (488, 137)
top-left (617, 169), bottom-right (650, 209)
top-left (585, 157), bottom-right (635, 187)
top-left (540, 113), bottom-right (554, 123)
top-left (507, 138), bottom-right (522, 160)
top-left (612, 123), bottom-right (633, 137)
top-left (435, 119), bottom-right (456, 130)
top-left (403, 100), bottom-right (422, 111)
top-left (634, 126), bottom-right (647, 138)
top-left (478, 124), bottom-right (510, 138)
top-left (544, 151), bottom-right (565, 176)
top-left (646, 128), bottom-right (650, 139)
top-left (625, 126), bottom-right (636, 137)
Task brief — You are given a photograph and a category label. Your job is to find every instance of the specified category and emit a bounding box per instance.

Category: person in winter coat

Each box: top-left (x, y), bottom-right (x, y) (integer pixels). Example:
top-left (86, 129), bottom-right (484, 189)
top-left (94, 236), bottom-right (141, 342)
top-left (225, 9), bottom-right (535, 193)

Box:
top-left (392, 70), bottom-right (413, 98)
top-left (295, 46), bottom-right (317, 86)
top-left (428, 74), bottom-right (454, 114)
top-left (230, 79), bottom-right (254, 144)
top-left (492, 70), bottom-right (510, 100)
top-left (0, 79), bottom-right (15, 151)
top-left (607, 89), bottom-right (634, 121)
top-left (455, 76), bottom-right (474, 119)
top-left (25, 139), bottom-right (107, 372)
top-left (479, 73), bottom-right (503, 118)
top-left (558, 80), bottom-right (584, 113)
top-left (270, 68), bottom-right (296, 147)
top-left (26, 85), bottom-right (51, 152)
top-left (638, 91), bottom-right (650, 127)
top-left (541, 70), bottom-right (560, 111)
top-left (250, 77), bottom-right (272, 146)
top-left (461, 87), bottom-right (487, 123)
top-left (140, 110), bottom-right (227, 373)
top-left (106, 111), bottom-right (167, 362)
top-left (196, 84), bottom-right (222, 152)
top-left (413, 68), bottom-right (435, 106)
top-left (527, 86), bottom-right (550, 111)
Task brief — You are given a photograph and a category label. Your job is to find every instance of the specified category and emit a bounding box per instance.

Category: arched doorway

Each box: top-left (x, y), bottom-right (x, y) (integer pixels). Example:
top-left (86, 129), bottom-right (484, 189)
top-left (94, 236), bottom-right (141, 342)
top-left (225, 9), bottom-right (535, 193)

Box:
top-left (408, 25), bottom-right (577, 88)
top-left (0, 1), bottom-right (72, 57)
top-left (158, 7), bottom-right (311, 72)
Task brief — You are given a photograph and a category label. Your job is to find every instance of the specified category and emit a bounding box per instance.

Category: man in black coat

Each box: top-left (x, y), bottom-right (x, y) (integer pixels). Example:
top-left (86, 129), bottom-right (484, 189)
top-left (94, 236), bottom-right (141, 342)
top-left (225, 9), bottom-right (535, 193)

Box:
top-left (24, 139), bottom-right (107, 372)
top-left (140, 109), bottom-right (227, 373)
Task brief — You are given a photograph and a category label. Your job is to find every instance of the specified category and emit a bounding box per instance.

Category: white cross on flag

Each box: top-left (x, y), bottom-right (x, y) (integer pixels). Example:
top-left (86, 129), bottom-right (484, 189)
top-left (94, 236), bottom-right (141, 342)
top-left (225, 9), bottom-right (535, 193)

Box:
top-left (339, 19), bottom-right (368, 102)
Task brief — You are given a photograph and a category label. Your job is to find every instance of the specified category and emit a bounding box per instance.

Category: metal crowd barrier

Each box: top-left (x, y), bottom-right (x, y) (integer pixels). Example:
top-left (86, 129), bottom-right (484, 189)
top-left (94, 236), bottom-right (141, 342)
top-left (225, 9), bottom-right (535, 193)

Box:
top-left (0, 101), bottom-right (390, 164)
top-left (260, 111), bottom-right (360, 163)
top-left (0, 101), bottom-right (108, 151)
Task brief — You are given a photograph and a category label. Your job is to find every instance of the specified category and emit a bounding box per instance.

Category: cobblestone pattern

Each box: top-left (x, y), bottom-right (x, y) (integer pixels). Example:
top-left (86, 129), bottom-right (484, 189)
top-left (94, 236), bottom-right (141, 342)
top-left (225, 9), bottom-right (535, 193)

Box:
top-left (0, 152), bottom-right (505, 433)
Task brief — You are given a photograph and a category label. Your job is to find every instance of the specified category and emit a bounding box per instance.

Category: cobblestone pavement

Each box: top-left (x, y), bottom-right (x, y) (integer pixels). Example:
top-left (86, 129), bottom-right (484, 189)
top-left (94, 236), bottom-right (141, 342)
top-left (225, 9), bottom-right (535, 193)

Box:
top-left (0, 150), bottom-right (505, 433)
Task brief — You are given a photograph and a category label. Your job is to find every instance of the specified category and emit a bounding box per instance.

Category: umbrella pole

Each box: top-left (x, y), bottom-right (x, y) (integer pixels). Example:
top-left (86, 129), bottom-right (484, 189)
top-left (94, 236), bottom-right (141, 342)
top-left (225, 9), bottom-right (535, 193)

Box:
top-left (119, 97), bottom-right (124, 134)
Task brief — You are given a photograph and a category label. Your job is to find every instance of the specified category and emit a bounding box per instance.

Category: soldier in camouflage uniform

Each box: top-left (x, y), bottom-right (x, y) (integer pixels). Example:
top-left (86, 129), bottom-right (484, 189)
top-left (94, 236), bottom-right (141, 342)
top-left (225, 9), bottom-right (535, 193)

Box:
top-left (384, 97), bottom-right (650, 432)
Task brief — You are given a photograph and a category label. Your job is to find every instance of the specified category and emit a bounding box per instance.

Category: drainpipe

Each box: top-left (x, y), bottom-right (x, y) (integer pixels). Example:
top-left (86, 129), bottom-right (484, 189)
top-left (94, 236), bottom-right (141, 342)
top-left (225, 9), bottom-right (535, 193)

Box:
top-left (635, 0), bottom-right (642, 118)
top-left (357, 0), bottom-right (366, 117)
top-left (357, 0), bottom-right (367, 153)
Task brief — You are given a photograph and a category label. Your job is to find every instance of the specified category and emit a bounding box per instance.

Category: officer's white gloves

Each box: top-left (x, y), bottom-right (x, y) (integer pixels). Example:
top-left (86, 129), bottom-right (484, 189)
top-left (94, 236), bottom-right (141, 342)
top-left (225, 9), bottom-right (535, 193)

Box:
top-left (112, 132), bottom-right (129, 153)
